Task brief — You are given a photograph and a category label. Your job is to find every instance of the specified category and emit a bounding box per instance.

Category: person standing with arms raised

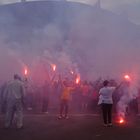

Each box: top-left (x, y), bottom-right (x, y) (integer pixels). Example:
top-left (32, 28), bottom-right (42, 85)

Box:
top-left (98, 80), bottom-right (120, 127)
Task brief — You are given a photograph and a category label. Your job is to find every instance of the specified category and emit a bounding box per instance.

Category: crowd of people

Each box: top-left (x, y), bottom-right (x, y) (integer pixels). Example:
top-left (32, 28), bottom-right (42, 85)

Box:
top-left (0, 74), bottom-right (139, 128)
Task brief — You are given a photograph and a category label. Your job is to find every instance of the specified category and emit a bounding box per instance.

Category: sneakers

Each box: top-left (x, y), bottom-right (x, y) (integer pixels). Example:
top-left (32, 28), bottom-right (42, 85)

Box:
top-left (103, 123), bottom-right (113, 127)
top-left (17, 126), bottom-right (24, 129)
top-left (27, 107), bottom-right (32, 111)
top-left (43, 112), bottom-right (49, 114)
top-left (58, 116), bottom-right (63, 119)
top-left (107, 123), bottom-right (113, 127)
top-left (64, 116), bottom-right (69, 119)
top-left (103, 124), bottom-right (108, 127)
top-left (58, 115), bottom-right (69, 119)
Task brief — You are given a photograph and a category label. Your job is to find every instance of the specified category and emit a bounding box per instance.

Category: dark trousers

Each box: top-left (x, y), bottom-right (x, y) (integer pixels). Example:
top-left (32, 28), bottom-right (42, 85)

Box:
top-left (42, 98), bottom-right (49, 112)
top-left (101, 103), bottom-right (112, 124)
top-left (60, 99), bottom-right (69, 117)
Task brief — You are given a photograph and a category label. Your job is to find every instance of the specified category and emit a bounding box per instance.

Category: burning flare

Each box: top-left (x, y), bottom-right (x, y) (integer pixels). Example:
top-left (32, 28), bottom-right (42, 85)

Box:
top-left (70, 70), bottom-right (74, 75)
top-left (52, 64), bottom-right (56, 72)
top-left (124, 74), bottom-right (131, 81)
top-left (24, 68), bottom-right (28, 76)
top-left (119, 119), bottom-right (124, 124)
top-left (75, 75), bottom-right (80, 84)
top-left (119, 117), bottom-right (125, 124)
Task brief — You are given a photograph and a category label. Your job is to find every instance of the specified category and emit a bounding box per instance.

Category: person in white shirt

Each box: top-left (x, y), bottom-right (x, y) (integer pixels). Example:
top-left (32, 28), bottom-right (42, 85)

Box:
top-left (3, 74), bottom-right (25, 129)
top-left (98, 80), bottom-right (116, 127)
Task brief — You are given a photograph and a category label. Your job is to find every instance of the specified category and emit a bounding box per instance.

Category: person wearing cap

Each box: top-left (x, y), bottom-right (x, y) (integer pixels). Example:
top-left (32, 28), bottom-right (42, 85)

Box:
top-left (3, 74), bottom-right (25, 129)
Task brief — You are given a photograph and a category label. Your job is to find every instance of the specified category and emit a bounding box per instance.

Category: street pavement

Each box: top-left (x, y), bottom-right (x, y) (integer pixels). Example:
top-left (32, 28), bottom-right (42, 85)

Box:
top-left (0, 113), bottom-right (140, 140)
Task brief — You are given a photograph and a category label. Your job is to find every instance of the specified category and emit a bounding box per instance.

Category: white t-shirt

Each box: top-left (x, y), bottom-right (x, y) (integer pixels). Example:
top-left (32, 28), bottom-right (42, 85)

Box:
top-left (98, 86), bottom-right (116, 104)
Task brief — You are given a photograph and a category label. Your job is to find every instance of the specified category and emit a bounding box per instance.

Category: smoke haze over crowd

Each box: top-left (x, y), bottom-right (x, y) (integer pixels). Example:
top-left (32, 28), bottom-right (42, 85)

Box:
top-left (0, 1), bottom-right (140, 85)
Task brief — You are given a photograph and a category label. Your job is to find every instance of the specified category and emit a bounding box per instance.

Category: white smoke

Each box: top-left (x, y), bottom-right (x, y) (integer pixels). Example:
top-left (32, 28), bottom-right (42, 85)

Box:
top-left (0, 1), bottom-right (140, 84)
top-left (117, 82), bottom-right (139, 118)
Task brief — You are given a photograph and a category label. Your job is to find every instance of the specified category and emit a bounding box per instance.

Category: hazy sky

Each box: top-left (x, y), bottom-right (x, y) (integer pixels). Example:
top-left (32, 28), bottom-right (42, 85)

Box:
top-left (0, 0), bottom-right (140, 24)
top-left (0, 0), bottom-right (140, 82)
top-left (80, 0), bottom-right (140, 25)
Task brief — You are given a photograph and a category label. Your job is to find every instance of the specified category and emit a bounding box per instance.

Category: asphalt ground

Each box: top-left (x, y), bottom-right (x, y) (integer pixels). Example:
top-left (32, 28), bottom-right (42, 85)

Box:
top-left (0, 113), bottom-right (140, 140)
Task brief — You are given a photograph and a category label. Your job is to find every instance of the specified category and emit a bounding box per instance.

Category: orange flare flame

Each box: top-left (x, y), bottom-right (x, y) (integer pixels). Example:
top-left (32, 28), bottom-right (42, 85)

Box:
top-left (75, 76), bottom-right (80, 84)
top-left (119, 118), bottom-right (125, 124)
top-left (124, 75), bottom-right (131, 81)
top-left (24, 68), bottom-right (28, 76)
top-left (52, 64), bottom-right (56, 72)
top-left (70, 71), bottom-right (74, 75)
